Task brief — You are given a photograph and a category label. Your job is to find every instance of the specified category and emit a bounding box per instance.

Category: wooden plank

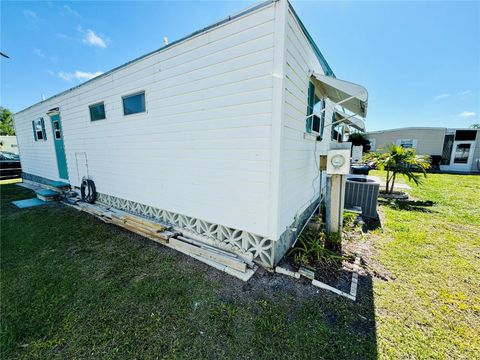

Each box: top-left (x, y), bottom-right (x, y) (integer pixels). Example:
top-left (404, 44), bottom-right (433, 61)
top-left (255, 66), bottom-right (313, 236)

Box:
top-left (123, 214), bottom-right (166, 231)
top-left (176, 235), bottom-right (255, 268)
top-left (111, 217), bottom-right (169, 244)
top-left (275, 266), bottom-right (300, 279)
top-left (177, 236), bottom-right (239, 258)
top-left (122, 218), bottom-right (173, 241)
top-left (124, 217), bottom-right (163, 234)
top-left (174, 229), bottom-right (255, 263)
top-left (312, 279), bottom-right (355, 301)
top-left (169, 238), bottom-right (247, 272)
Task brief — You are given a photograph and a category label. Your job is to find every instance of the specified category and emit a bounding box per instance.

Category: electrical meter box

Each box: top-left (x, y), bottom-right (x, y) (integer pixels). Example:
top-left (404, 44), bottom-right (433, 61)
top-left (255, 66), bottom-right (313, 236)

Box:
top-left (319, 155), bottom-right (327, 171)
top-left (326, 149), bottom-right (351, 175)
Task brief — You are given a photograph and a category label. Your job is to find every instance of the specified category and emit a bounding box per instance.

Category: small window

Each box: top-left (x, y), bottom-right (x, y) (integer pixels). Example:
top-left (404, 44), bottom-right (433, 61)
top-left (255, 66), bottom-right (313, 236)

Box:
top-left (306, 82), bottom-right (315, 133)
top-left (306, 82), bottom-right (325, 139)
top-left (32, 118), bottom-right (47, 141)
top-left (396, 138), bottom-right (417, 149)
top-left (53, 122), bottom-right (62, 139)
top-left (453, 143), bottom-right (471, 164)
top-left (122, 91), bottom-right (146, 116)
top-left (89, 102), bottom-right (106, 121)
top-left (312, 95), bottom-right (325, 135)
top-left (331, 112), bottom-right (337, 140)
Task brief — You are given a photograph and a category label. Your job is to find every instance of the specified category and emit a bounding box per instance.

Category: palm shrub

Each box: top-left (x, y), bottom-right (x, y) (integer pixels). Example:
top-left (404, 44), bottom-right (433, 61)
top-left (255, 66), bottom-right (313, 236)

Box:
top-left (365, 144), bottom-right (430, 194)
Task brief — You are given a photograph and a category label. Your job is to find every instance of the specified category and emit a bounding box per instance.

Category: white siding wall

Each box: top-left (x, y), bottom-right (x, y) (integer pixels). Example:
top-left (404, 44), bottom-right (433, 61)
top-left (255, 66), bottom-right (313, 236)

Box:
top-left (368, 128), bottom-right (446, 155)
top-left (15, 107), bottom-right (60, 181)
top-left (275, 7), bottom-right (334, 238)
top-left (14, 4), bottom-right (277, 237)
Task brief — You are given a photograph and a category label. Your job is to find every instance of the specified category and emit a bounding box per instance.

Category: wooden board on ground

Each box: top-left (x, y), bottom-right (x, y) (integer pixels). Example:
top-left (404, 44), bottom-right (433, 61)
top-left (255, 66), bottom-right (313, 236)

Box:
top-left (111, 216), bottom-right (170, 244)
top-left (169, 238), bottom-right (247, 273)
top-left (165, 241), bottom-right (257, 282)
top-left (123, 214), bottom-right (166, 231)
top-left (69, 201), bottom-right (256, 281)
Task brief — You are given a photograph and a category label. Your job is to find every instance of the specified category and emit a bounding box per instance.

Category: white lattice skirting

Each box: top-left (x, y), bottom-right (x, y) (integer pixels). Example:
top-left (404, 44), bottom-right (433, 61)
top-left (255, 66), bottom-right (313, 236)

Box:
top-left (96, 193), bottom-right (274, 267)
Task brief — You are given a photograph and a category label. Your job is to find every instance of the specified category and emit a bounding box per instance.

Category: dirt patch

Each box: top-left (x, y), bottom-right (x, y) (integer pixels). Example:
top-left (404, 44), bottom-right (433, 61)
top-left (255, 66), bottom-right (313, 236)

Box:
top-left (343, 208), bottom-right (395, 282)
top-left (279, 208), bottom-right (394, 289)
top-left (206, 264), bottom-right (322, 305)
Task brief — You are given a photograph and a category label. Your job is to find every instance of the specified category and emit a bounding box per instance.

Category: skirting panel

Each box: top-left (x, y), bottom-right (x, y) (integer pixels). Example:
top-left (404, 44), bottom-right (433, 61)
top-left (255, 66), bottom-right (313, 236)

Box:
top-left (21, 172), bottom-right (320, 269)
top-left (96, 192), bottom-right (274, 267)
top-left (22, 172), bottom-right (53, 185)
top-left (272, 198), bottom-right (320, 265)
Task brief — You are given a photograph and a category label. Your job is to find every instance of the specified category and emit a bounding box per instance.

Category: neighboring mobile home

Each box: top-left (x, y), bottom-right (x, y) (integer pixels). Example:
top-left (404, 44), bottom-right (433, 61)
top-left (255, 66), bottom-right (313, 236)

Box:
top-left (368, 127), bottom-right (480, 173)
top-left (14, 0), bottom-right (368, 267)
top-left (0, 136), bottom-right (19, 154)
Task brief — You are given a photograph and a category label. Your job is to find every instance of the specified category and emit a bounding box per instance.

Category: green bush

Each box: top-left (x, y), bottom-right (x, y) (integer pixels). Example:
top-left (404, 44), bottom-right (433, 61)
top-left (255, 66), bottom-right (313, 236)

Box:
top-left (289, 227), bottom-right (343, 267)
top-left (342, 211), bottom-right (357, 225)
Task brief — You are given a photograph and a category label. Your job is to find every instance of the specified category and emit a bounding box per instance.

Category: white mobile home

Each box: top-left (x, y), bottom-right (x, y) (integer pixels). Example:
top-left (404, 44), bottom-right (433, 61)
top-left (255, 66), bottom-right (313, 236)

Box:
top-left (368, 127), bottom-right (480, 173)
top-left (0, 136), bottom-right (19, 154)
top-left (14, 0), bottom-right (368, 267)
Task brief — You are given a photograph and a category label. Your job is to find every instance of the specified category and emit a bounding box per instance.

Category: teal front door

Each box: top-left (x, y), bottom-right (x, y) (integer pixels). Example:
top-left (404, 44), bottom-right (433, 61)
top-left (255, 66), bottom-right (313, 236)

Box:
top-left (50, 114), bottom-right (69, 179)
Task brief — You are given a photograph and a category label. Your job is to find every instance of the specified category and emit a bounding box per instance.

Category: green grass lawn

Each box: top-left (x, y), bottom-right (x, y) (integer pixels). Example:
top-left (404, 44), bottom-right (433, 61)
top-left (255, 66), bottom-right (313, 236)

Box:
top-left (370, 171), bottom-right (480, 359)
top-left (1, 173), bottom-right (479, 359)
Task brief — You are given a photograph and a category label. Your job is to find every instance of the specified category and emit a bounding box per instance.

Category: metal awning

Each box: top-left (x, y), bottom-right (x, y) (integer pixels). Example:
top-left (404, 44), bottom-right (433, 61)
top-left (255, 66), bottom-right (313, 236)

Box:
top-left (309, 72), bottom-right (368, 118)
top-left (334, 109), bottom-right (365, 131)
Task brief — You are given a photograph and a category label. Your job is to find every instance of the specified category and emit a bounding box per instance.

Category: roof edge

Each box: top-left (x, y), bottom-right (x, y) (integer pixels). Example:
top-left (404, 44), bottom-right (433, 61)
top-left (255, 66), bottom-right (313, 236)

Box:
top-left (15, 0), bottom-right (276, 116)
top-left (367, 126), bottom-right (480, 133)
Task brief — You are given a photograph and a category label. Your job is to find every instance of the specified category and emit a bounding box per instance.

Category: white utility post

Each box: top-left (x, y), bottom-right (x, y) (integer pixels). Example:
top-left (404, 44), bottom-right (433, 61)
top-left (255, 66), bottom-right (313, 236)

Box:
top-left (325, 142), bottom-right (352, 236)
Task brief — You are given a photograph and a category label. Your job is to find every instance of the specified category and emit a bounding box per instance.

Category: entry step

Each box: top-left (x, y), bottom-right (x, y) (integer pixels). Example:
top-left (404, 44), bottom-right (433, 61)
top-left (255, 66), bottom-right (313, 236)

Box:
top-left (35, 188), bottom-right (61, 202)
top-left (45, 180), bottom-right (70, 190)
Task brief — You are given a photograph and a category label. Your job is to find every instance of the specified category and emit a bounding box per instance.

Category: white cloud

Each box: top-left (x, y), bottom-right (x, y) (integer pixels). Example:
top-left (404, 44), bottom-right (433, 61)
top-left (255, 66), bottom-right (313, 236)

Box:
top-left (74, 70), bottom-right (103, 80)
top-left (57, 70), bottom-right (103, 82)
top-left (63, 5), bottom-right (81, 18)
top-left (434, 93), bottom-right (450, 100)
top-left (458, 90), bottom-right (471, 96)
top-left (79, 28), bottom-right (108, 48)
top-left (34, 48), bottom-right (46, 58)
top-left (57, 71), bottom-right (72, 81)
top-left (23, 9), bottom-right (39, 21)
top-left (459, 111), bottom-right (476, 118)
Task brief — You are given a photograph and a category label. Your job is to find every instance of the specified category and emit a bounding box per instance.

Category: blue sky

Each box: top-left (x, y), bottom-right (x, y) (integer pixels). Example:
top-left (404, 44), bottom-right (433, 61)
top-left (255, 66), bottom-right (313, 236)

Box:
top-left (1, 0), bottom-right (479, 131)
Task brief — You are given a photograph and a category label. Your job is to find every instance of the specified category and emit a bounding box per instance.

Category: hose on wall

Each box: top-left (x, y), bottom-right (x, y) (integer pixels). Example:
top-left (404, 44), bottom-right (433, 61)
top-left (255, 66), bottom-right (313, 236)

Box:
top-left (80, 177), bottom-right (97, 204)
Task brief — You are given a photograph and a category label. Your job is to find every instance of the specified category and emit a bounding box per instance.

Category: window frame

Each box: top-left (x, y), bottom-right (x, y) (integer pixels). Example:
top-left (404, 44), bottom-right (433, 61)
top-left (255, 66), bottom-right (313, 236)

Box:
top-left (305, 82), bottom-right (325, 140)
top-left (122, 91), bottom-right (146, 116)
top-left (396, 138), bottom-right (417, 149)
top-left (32, 118), bottom-right (47, 142)
top-left (452, 143), bottom-right (472, 164)
top-left (311, 95), bottom-right (325, 137)
top-left (89, 101), bottom-right (107, 122)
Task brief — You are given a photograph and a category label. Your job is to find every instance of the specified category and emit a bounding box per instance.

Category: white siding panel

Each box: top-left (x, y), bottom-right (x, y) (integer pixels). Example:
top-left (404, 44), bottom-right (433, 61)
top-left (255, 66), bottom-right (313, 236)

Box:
top-left (13, 4), bottom-right (277, 237)
top-left (276, 8), bottom-right (335, 236)
top-left (14, 111), bottom-right (60, 181)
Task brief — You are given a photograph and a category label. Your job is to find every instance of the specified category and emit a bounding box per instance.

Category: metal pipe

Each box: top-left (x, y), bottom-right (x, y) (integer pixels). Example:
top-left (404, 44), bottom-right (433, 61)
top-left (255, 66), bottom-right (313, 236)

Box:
top-left (290, 201), bottom-right (321, 249)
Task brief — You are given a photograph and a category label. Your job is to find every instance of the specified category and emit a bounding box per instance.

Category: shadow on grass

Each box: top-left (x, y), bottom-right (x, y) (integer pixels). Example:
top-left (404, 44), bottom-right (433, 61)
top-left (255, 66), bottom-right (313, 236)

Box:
top-left (378, 198), bottom-right (436, 213)
top-left (362, 217), bottom-right (382, 233)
